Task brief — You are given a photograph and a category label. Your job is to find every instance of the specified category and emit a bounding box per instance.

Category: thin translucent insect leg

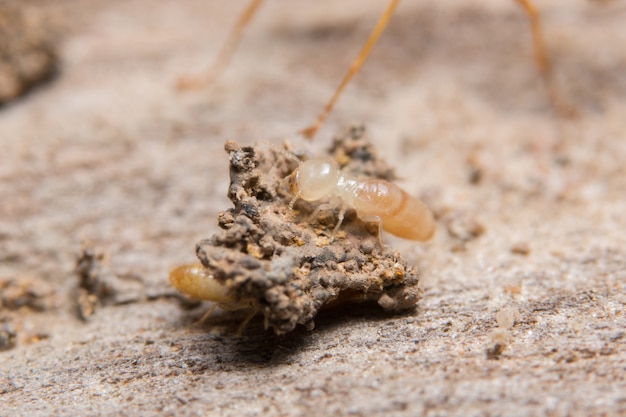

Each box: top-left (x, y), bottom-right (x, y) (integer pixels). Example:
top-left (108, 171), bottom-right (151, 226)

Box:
top-left (360, 215), bottom-right (384, 248)
top-left (177, 0), bottom-right (265, 90)
top-left (332, 206), bottom-right (347, 236)
top-left (515, 0), bottom-right (577, 117)
top-left (196, 304), bottom-right (219, 325)
top-left (237, 310), bottom-right (257, 336)
top-left (295, 197), bottom-right (346, 242)
top-left (300, 0), bottom-right (401, 140)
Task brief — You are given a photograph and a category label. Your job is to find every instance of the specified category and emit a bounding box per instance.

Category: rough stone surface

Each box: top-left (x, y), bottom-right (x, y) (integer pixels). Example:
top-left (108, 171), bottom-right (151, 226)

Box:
top-left (1, 1), bottom-right (625, 416)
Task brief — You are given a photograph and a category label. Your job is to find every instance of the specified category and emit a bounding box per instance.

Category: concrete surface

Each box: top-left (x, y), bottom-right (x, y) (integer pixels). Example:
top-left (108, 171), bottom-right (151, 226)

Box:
top-left (1, 0), bottom-right (625, 416)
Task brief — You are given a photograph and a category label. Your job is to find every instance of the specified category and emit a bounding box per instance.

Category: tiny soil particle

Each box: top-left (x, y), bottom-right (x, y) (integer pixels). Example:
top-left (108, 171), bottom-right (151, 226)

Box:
top-left (74, 244), bottom-right (146, 320)
top-left (0, 6), bottom-right (57, 104)
top-left (443, 209), bottom-right (485, 252)
top-left (495, 307), bottom-right (517, 329)
top-left (486, 328), bottom-right (510, 360)
top-left (511, 242), bottom-right (530, 256)
top-left (186, 125), bottom-right (424, 334)
top-left (466, 153), bottom-right (484, 185)
top-left (0, 320), bottom-right (17, 351)
top-left (0, 276), bottom-right (55, 312)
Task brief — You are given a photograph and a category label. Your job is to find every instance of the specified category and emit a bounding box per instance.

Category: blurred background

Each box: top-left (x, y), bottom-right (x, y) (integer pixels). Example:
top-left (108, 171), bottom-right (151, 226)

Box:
top-left (1, 1), bottom-right (625, 415)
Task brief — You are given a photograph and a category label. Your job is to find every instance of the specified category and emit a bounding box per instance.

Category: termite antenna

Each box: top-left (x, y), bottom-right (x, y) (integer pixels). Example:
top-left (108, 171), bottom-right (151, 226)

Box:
top-left (288, 191), bottom-right (302, 210)
top-left (176, 0), bottom-right (265, 90)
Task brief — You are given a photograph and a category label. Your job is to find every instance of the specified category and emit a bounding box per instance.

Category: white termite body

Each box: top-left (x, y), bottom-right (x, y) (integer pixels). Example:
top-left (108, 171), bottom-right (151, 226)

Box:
top-left (289, 157), bottom-right (435, 241)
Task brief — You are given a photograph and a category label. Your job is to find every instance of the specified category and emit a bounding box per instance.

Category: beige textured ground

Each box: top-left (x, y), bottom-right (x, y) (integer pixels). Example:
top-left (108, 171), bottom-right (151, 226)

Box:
top-left (1, 1), bottom-right (625, 416)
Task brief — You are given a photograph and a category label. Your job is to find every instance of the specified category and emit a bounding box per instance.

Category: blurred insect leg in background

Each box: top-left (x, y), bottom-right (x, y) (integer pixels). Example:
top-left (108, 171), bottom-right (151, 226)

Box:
top-left (175, 0), bottom-right (400, 140)
top-left (176, 0), bottom-right (265, 90)
top-left (299, 0), bottom-right (400, 140)
top-left (516, 0), bottom-right (577, 117)
top-left (177, 0), bottom-right (575, 135)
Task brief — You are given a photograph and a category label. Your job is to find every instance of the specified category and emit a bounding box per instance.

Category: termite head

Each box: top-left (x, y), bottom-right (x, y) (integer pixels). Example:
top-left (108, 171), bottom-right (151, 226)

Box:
top-left (289, 157), bottom-right (341, 201)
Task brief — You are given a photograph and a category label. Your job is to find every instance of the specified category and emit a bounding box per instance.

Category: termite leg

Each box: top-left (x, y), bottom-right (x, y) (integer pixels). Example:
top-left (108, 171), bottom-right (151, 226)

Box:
top-left (361, 215), bottom-right (384, 248)
top-left (306, 201), bottom-right (334, 223)
top-left (196, 304), bottom-right (219, 325)
top-left (305, 201), bottom-right (346, 241)
top-left (332, 206), bottom-right (347, 236)
top-left (176, 0), bottom-right (265, 91)
top-left (300, 0), bottom-right (401, 140)
top-left (515, 0), bottom-right (577, 117)
top-left (237, 310), bottom-right (258, 336)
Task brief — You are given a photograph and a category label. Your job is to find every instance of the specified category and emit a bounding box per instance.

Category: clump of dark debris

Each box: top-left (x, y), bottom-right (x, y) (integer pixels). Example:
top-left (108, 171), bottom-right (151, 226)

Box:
top-left (75, 244), bottom-right (146, 320)
top-left (0, 276), bottom-right (55, 351)
top-left (184, 126), bottom-right (424, 334)
top-left (0, 319), bottom-right (16, 351)
top-left (0, 276), bottom-right (54, 312)
top-left (0, 5), bottom-right (57, 104)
